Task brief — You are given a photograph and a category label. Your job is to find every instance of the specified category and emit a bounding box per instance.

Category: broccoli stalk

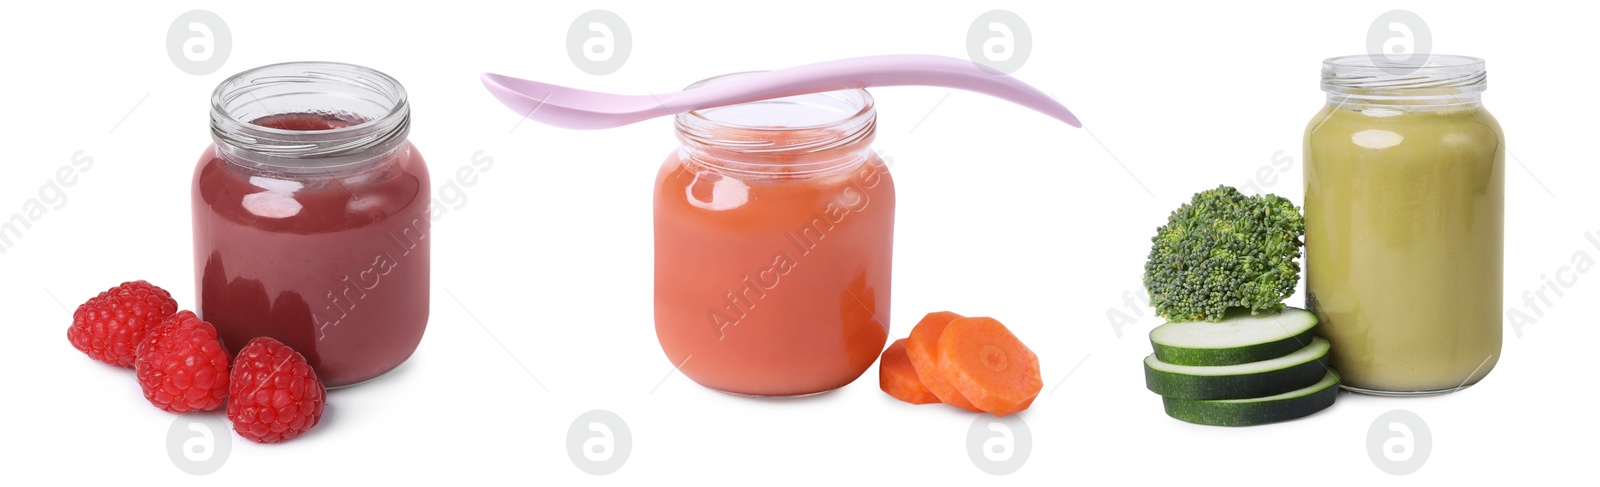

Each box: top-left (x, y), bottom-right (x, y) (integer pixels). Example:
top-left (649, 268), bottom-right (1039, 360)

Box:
top-left (1143, 185), bottom-right (1305, 322)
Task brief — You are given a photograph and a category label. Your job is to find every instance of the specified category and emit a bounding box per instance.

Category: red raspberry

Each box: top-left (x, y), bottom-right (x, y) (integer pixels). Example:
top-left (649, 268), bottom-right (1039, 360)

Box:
top-left (227, 337), bottom-right (325, 443)
top-left (134, 311), bottom-right (230, 413)
top-left (67, 281), bottom-right (179, 367)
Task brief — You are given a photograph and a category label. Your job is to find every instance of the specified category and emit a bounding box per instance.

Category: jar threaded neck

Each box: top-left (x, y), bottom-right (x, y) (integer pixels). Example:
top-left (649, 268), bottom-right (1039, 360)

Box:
top-left (1320, 54), bottom-right (1486, 107)
top-left (674, 72), bottom-right (876, 180)
top-left (210, 62), bottom-right (410, 172)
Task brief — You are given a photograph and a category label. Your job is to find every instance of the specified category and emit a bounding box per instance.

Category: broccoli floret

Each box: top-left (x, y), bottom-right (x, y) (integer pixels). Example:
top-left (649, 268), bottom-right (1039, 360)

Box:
top-left (1143, 185), bottom-right (1304, 322)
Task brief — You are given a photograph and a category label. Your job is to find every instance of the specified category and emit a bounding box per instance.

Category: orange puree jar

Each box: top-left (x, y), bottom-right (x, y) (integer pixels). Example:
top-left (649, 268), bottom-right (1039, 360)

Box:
top-left (653, 73), bottom-right (894, 397)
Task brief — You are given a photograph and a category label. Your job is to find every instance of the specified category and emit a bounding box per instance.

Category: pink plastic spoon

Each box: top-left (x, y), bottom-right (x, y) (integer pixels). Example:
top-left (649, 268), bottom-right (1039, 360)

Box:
top-left (481, 54), bottom-right (1080, 130)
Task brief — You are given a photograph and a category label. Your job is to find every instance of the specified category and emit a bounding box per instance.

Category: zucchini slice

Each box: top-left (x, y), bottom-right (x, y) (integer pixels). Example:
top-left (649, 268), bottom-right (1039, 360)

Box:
top-left (1163, 370), bottom-right (1340, 426)
top-left (1144, 337), bottom-right (1331, 400)
top-left (1149, 307), bottom-right (1319, 366)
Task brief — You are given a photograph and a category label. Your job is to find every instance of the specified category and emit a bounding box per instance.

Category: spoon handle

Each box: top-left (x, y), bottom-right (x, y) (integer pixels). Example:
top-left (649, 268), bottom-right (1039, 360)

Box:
top-left (658, 54), bottom-right (1079, 127)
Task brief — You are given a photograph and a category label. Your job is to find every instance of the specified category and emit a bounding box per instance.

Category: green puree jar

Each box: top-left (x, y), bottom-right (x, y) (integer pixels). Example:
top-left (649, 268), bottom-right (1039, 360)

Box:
top-left (1303, 55), bottom-right (1504, 395)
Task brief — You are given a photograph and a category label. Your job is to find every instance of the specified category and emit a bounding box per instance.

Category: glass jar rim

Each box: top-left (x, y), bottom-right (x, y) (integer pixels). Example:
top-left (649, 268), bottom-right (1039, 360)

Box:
top-left (677, 71), bottom-right (876, 133)
top-left (1323, 53), bottom-right (1484, 72)
top-left (1320, 54), bottom-right (1487, 98)
top-left (210, 61), bottom-right (410, 171)
top-left (673, 72), bottom-right (878, 179)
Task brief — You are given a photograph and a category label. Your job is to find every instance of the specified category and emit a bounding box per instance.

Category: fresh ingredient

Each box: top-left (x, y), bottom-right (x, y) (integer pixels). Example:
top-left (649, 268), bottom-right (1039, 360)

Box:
top-left (1162, 371), bottom-right (1340, 426)
top-left (228, 337), bottom-right (326, 443)
top-left (889, 312), bottom-right (1043, 416)
top-left (1144, 337), bottom-right (1330, 400)
top-left (67, 280), bottom-right (180, 367)
top-left (905, 311), bottom-right (983, 412)
top-left (65, 280), bottom-right (336, 443)
top-left (936, 317), bottom-right (1042, 417)
top-left (1138, 187), bottom-right (1334, 425)
top-left (1149, 308), bottom-right (1318, 366)
top-left (134, 311), bottom-right (230, 413)
top-left (1142, 185), bottom-right (1305, 322)
top-left (879, 339), bottom-right (939, 405)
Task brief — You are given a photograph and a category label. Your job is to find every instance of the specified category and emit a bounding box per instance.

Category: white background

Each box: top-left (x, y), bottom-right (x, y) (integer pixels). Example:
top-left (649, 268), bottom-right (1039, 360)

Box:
top-left (2, 0), bottom-right (1593, 484)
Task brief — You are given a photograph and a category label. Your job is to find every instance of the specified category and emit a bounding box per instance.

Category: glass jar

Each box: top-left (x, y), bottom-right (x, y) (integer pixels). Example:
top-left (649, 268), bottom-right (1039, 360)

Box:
top-left (653, 73), bottom-right (895, 397)
top-left (1303, 55), bottom-right (1503, 395)
top-left (193, 62), bottom-right (430, 388)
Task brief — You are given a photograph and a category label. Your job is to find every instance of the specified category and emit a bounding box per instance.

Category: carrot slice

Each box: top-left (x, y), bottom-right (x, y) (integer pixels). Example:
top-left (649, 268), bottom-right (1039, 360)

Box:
top-left (936, 317), bottom-right (1042, 417)
top-left (879, 339), bottom-right (939, 404)
top-left (906, 312), bottom-right (984, 412)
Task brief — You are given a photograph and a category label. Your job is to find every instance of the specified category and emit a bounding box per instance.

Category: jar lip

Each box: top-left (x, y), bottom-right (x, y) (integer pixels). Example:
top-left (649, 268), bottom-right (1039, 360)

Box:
top-left (673, 72), bottom-right (879, 179)
top-left (678, 71), bottom-right (876, 132)
top-left (1322, 54), bottom-right (1485, 73)
top-left (210, 61), bottom-right (409, 137)
top-left (210, 61), bottom-right (412, 171)
top-left (1320, 54), bottom-right (1487, 98)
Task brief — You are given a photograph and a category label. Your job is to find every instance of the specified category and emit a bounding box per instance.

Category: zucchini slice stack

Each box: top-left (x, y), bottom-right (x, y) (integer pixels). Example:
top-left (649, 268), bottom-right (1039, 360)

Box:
top-left (1142, 308), bottom-right (1340, 426)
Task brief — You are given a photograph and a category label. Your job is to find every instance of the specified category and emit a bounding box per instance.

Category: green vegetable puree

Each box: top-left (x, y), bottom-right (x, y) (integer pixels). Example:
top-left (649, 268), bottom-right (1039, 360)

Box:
top-left (1303, 102), bottom-right (1504, 393)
